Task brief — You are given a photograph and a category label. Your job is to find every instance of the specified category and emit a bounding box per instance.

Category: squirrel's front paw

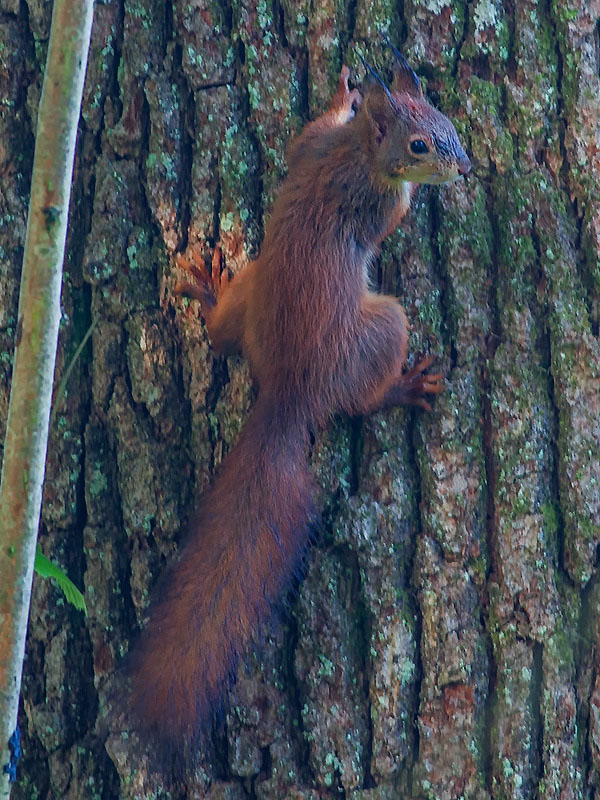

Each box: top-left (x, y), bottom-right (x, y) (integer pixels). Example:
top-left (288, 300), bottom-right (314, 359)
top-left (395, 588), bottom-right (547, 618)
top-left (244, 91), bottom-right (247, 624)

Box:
top-left (174, 243), bottom-right (228, 311)
top-left (331, 65), bottom-right (362, 124)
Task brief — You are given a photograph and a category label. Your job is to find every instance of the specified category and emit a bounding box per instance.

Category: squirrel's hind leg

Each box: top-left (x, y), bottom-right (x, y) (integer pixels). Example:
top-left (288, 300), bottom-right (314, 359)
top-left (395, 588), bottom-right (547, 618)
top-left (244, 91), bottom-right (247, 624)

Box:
top-left (338, 294), bottom-right (444, 415)
top-left (375, 354), bottom-right (444, 412)
top-left (328, 66), bottom-right (362, 125)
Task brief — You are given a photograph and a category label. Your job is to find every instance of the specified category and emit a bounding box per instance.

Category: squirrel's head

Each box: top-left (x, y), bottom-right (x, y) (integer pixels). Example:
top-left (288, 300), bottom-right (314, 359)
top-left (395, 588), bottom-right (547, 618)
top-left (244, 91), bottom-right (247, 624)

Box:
top-left (358, 49), bottom-right (471, 188)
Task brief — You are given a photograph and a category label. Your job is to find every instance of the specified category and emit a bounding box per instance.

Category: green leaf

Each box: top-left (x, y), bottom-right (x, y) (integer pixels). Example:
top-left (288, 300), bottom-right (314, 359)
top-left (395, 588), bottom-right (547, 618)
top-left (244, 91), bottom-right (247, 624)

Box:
top-left (34, 545), bottom-right (87, 616)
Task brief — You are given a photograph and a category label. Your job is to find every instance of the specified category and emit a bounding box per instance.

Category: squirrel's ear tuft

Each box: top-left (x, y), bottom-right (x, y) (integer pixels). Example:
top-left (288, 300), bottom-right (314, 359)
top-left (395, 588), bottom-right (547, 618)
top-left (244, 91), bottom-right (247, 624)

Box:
top-left (388, 47), bottom-right (423, 99)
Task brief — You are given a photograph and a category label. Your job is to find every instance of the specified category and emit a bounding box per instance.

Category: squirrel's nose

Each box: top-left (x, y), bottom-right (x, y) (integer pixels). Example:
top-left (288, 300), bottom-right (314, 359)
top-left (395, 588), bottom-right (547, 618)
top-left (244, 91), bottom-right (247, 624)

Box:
top-left (458, 156), bottom-right (472, 176)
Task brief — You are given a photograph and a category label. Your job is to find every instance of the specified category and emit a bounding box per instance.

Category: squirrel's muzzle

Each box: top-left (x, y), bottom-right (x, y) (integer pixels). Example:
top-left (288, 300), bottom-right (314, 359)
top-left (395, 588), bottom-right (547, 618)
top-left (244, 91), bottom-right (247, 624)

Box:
top-left (457, 155), bottom-right (472, 176)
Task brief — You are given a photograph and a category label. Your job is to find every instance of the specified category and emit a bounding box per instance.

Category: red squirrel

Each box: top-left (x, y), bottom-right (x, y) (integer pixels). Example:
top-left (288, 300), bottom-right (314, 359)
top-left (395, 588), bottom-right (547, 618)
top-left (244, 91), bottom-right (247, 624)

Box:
top-left (125, 48), bottom-right (471, 748)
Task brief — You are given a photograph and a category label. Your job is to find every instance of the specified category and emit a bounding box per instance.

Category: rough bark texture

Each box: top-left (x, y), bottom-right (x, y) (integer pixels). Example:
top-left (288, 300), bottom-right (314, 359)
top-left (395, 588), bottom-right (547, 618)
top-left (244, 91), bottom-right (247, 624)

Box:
top-left (1, 0), bottom-right (599, 797)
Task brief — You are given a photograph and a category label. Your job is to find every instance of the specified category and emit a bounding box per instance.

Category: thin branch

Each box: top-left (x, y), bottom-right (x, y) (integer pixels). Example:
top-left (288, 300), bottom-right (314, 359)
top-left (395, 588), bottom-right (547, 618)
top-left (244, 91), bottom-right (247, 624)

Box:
top-left (0, 0), bottom-right (93, 794)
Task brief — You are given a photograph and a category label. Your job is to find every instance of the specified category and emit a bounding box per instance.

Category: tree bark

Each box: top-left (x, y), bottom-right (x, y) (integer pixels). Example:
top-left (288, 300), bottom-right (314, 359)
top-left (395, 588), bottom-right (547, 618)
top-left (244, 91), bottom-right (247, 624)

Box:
top-left (1, 0), bottom-right (599, 798)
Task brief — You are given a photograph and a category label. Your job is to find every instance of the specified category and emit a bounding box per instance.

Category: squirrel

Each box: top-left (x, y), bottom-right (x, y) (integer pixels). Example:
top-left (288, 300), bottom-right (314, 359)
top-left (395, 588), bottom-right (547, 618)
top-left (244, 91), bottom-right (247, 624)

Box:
top-left (124, 45), bottom-right (471, 750)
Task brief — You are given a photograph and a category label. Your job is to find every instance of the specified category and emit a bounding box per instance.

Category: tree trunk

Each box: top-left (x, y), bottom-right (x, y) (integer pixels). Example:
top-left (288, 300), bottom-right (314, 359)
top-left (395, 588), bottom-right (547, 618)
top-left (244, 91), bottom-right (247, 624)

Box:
top-left (1, 0), bottom-right (599, 797)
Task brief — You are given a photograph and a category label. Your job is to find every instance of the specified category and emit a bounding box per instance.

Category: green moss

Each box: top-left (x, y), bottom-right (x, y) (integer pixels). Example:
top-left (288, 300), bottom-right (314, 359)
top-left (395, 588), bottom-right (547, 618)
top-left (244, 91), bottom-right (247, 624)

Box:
top-left (541, 501), bottom-right (559, 537)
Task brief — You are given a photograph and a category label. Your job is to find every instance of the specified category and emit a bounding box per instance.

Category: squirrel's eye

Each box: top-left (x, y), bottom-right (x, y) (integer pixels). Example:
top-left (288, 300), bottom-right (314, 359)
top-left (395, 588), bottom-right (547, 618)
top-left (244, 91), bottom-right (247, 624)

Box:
top-left (410, 139), bottom-right (429, 155)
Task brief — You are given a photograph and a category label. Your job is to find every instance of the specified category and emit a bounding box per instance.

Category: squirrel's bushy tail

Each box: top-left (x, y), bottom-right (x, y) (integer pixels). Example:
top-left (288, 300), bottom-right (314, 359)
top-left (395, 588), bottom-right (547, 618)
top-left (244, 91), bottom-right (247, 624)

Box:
top-left (126, 394), bottom-right (314, 743)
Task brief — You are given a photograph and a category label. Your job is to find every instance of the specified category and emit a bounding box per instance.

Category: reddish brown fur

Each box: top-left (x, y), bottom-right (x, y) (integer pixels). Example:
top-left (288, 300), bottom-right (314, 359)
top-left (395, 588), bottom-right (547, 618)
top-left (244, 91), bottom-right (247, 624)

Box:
top-left (127, 62), bottom-right (469, 748)
top-left (128, 395), bottom-right (314, 739)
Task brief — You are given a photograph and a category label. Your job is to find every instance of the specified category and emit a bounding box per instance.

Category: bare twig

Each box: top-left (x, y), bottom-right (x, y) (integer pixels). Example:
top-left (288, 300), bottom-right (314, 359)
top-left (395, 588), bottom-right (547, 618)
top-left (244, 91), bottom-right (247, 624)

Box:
top-left (0, 0), bottom-right (93, 794)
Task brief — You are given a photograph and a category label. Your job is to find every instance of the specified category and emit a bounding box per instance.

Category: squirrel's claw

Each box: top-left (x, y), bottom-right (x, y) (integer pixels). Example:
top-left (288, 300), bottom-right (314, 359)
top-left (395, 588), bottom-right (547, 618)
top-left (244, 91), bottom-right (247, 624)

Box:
top-left (174, 243), bottom-right (228, 310)
top-left (396, 354), bottom-right (445, 410)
